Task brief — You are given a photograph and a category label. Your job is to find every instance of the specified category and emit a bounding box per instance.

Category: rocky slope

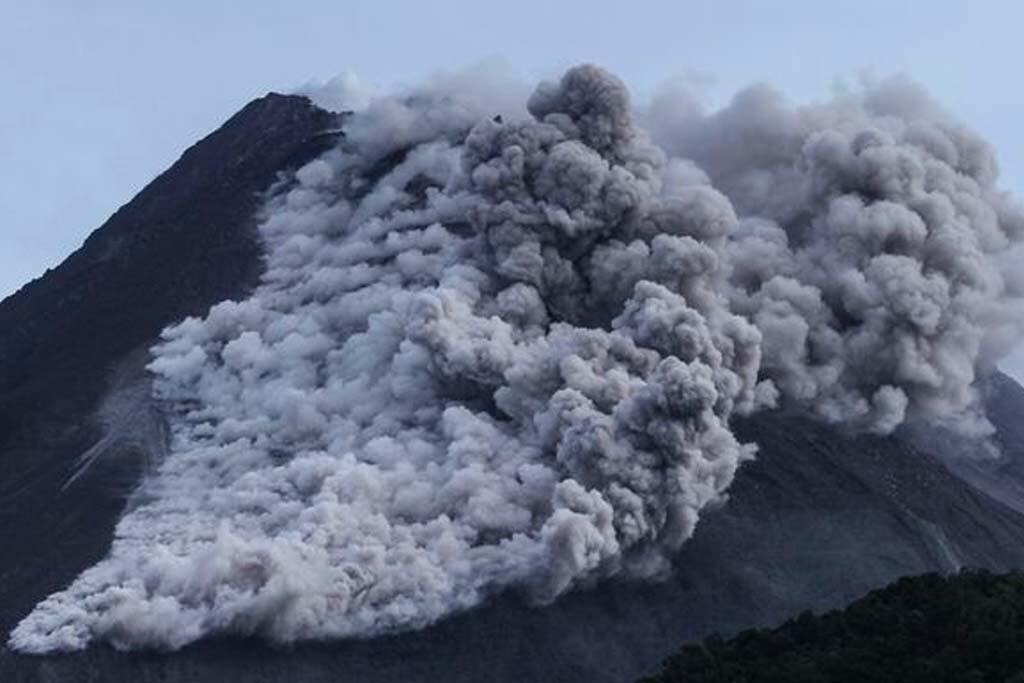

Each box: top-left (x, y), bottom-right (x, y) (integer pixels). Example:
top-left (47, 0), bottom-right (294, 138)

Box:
top-left (2, 94), bottom-right (1024, 682)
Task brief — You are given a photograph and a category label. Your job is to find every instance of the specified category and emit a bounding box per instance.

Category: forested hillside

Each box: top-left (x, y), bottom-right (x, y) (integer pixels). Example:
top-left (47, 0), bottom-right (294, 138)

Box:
top-left (643, 570), bottom-right (1024, 683)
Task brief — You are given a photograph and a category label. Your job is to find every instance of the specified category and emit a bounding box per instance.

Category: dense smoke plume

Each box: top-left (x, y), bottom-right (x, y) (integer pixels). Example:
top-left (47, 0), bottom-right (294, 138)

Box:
top-left (647, 78), bottom-right (1024, 434)
top-left (11, 64), bottom-right (1024, 653)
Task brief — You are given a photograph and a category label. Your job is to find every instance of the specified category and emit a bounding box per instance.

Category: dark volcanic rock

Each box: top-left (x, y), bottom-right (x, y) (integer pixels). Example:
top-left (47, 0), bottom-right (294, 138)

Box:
top-left (4, 95), bottom-right (1024, 683)
top-left (0, 93), bottom-right (340, 667)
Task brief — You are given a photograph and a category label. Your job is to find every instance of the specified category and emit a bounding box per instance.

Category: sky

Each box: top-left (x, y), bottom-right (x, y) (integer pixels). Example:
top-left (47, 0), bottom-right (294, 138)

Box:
top-left (3, 0), bottom-right (1024, 374)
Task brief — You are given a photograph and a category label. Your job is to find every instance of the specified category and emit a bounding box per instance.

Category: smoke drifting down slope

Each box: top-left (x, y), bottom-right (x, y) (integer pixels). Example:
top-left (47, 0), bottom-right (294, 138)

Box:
top-left (11, 65), bottom-right (1024, 653)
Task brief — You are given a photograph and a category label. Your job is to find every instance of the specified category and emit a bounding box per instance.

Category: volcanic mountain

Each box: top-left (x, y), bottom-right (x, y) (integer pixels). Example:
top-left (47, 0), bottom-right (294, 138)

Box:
top-left (3, 77), bottom-right (1024, 682)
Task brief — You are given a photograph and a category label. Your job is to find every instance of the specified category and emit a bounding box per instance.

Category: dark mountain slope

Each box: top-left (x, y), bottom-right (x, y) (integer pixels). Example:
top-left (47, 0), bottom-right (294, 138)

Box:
top-left (919, 374), bottom-right (1024, 516)
top-left (3, 96), bottom-right (1024, 683)
top-left (0, 93), bottom-right (340, 651)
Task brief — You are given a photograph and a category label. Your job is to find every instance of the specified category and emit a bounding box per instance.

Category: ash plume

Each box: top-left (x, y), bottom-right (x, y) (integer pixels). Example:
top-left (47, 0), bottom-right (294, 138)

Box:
top-left (646, 77), bottom-right (1024, 434)
top-left (10, 64), bottom-right (1024, 653)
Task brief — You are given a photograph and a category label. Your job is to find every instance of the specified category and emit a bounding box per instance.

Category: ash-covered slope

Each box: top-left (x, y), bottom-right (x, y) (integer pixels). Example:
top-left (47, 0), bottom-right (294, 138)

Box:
top-left (4, 83), bottom-right (1024, 683)
top-left (6, 404), bottom-right (1024, 683)
top-left (0, 93), bottom-right (340, 660)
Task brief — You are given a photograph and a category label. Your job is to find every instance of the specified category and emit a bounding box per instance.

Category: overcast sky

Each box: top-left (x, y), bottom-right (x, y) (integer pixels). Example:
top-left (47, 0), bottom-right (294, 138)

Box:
top-left (4, 0), bottom-right (1024, 375)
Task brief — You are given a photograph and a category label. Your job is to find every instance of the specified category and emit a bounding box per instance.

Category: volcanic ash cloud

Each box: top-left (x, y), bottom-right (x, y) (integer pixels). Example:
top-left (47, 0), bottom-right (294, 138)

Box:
top-left (11, 64), bottom-right (1024, 653)
top-left (647, 77), bottom-right (1024, 434)
top-left (9, 66), bottom-right (764, 652)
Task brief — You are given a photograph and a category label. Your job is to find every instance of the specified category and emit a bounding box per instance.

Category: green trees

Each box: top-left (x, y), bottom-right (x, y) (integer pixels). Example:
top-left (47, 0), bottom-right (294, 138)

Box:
top-left (642, 570), bottom-right (1024, 683)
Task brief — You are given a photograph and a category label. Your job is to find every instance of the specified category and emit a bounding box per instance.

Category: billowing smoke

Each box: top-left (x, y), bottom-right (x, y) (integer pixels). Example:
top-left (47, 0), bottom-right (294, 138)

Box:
top-left (647, 78), bottom-right (1024, 434)
top-left (10, 64), bottom-right (1024, 653)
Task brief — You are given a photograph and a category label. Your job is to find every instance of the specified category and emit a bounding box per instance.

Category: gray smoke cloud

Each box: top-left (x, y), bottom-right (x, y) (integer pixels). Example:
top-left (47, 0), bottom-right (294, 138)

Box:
top-left (646, 77), bottom-right (1024, 435)
top-left (10, 65), bottom-right (1024, 653)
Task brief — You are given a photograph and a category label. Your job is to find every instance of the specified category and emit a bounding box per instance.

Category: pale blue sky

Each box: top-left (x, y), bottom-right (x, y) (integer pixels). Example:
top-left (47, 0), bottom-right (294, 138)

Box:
top-left (3, 0), bottom-right (1024, 372)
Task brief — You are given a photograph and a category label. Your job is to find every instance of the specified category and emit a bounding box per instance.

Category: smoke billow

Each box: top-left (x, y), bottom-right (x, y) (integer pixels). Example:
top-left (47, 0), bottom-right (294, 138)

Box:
top-left (647, 78), bottom-right (1024, 434)
top-left (10, 64), bottom-right (1024, 653)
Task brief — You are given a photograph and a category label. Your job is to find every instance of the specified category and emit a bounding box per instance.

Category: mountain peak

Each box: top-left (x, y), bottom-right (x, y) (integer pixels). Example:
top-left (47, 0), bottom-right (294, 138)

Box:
top-left (0, 93), bottom-right (339, 663)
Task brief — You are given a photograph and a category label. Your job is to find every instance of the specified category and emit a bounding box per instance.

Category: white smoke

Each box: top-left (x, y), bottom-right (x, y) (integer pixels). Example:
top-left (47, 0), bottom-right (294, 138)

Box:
top-left (296, 70), bottom-right (374, 113)
top-left (10, 64), bottom-right (1024, 653)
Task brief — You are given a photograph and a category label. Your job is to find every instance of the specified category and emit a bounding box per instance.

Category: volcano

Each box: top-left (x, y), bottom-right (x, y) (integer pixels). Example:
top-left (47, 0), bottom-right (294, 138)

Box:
top-left (4, 74), bottom-right (1024, 682)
